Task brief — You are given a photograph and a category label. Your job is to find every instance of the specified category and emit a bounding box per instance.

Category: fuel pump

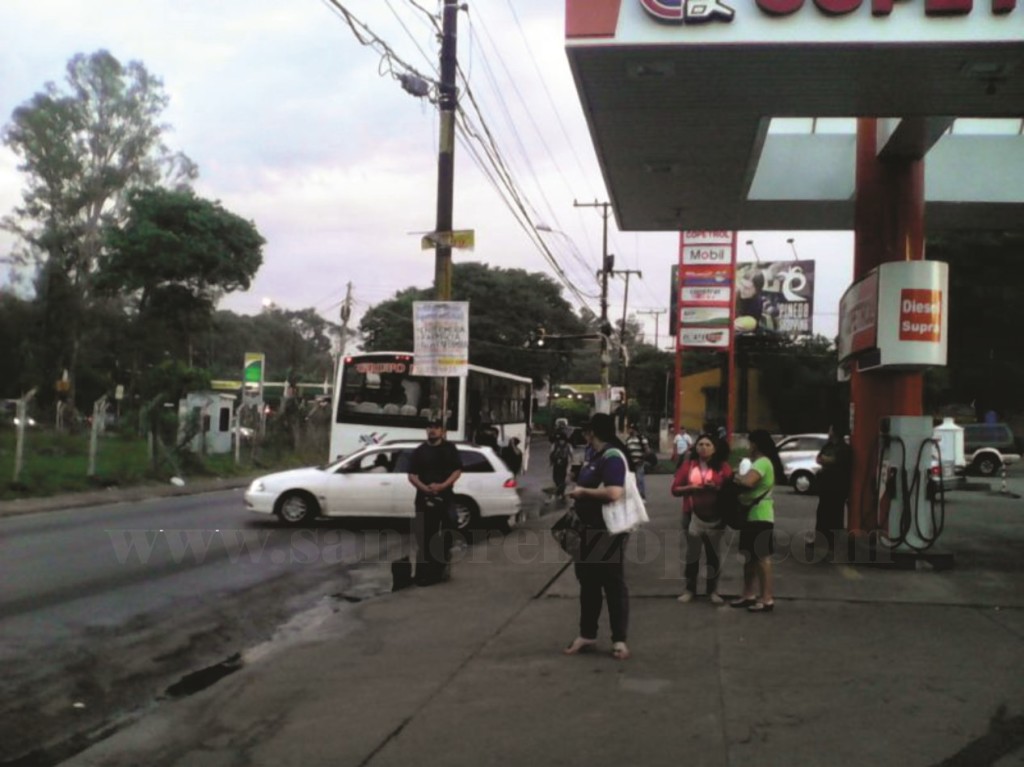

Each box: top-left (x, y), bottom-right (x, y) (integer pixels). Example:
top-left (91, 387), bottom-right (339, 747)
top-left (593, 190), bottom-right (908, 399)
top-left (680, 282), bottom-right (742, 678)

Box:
top-left (875, 416), bottom-right (947, 554)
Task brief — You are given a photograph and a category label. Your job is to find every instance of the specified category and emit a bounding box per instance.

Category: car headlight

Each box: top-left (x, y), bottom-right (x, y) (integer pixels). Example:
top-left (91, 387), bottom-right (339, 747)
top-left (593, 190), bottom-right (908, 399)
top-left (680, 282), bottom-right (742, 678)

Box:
top-left (249, 480), bottom-right (265, 493)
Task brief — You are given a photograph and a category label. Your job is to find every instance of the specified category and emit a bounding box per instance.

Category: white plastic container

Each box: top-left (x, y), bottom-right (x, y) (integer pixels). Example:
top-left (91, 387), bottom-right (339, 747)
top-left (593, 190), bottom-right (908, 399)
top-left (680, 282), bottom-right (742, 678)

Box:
top-left (932, 417), bottom-right (966, 479)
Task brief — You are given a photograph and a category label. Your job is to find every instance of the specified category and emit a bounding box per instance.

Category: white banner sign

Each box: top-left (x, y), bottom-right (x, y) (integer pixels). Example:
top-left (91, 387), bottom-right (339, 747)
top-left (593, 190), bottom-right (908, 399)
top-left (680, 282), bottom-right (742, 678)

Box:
top-left (680, 306), bottom-right (731, 327)
top-left (680, 327), bottom-right (730, 349)
top-left (681, 286), bottom-right (732, 305)
top-left (681, 244), bottom-right (732, 266)
top-left (412, 301), bottom-right (469, 377)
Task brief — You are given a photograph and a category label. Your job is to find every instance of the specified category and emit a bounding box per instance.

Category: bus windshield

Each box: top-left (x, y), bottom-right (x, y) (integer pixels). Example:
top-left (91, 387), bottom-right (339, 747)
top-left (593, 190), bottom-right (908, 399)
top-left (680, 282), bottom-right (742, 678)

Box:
top-left (330, 352), bottom-right (532, 463)
top-left (336, 354), bottom-right (458, 430)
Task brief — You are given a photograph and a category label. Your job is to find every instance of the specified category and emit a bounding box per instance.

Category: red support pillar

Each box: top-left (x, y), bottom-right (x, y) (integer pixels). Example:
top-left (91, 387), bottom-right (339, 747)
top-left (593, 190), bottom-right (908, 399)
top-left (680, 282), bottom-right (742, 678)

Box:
top-left (848, 118), bottom-right (926, 536)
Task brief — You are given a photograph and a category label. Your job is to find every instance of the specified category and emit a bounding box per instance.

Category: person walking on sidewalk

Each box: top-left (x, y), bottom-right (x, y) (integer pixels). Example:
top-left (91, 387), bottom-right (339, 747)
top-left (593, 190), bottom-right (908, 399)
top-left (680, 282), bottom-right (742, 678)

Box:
top-left (671, 433), bottom-right (733, 604)
top-left (564, 413), bottom-right (633, 661)
top-left (408, 417), bottom-right (462, 587)
top-left (549, 431), bottom-right (574, 501)
top-left (673, 426), bottom-right (693, 467)
top-left (625, 423), bottom-right (651, 500)
top-left (730, 429), bottom-right (784, 613)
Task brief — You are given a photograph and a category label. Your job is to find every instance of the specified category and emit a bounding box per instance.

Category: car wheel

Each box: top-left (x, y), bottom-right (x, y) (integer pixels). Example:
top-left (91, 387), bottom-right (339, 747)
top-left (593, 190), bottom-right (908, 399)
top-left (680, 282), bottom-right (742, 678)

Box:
top-left (276, 490), bottom-right (319, 526)
top-left (791, 471), bottom-right (814, 495)
top-left (973, 454), bottom-right (1001, 477)
top-left (451, 495), bottom-right (478, 532)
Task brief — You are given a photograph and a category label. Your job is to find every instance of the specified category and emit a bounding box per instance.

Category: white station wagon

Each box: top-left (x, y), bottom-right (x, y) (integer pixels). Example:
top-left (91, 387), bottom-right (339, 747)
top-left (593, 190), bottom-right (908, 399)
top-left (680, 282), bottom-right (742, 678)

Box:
top-left (244, 441), bottom-right (521, 530)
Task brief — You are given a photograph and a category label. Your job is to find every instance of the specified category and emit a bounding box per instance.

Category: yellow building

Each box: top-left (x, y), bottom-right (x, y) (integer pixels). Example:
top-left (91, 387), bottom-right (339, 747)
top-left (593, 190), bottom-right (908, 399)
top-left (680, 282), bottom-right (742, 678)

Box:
top-left (677, 367), bottom-right (777, 434)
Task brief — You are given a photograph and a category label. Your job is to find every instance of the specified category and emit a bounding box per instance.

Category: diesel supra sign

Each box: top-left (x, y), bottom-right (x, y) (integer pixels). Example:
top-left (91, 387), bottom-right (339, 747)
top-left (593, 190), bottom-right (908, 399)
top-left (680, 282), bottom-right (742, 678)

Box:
top-left (898, 290), bottom-right (942, 342)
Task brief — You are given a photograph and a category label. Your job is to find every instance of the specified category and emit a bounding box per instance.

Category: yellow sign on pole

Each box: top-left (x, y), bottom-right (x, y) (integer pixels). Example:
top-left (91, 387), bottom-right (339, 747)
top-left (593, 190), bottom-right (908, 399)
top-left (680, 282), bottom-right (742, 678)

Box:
top-left (421, 230), bottom-right (475, 251)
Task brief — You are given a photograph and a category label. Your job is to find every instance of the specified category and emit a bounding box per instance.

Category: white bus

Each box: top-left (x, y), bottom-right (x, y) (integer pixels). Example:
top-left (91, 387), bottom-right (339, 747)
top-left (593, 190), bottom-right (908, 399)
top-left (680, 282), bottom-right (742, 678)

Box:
top-left (330, 351), bottom-right (532, 469)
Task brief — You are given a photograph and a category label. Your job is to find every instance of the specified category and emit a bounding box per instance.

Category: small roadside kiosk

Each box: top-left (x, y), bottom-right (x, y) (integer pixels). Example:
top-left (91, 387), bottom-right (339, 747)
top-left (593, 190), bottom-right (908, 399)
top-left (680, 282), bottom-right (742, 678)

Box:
top-left (178, 391), bottom-right (237, 456)
top-left (563, 0), bottom-right (1023, 550)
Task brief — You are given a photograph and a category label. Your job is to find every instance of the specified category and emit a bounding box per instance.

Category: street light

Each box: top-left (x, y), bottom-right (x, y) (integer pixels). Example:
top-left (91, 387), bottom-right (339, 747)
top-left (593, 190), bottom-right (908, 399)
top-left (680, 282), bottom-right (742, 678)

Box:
top-left (745, 239), bottom-right (761, 263)
top-left (786, 237), bottom-right (799, 261)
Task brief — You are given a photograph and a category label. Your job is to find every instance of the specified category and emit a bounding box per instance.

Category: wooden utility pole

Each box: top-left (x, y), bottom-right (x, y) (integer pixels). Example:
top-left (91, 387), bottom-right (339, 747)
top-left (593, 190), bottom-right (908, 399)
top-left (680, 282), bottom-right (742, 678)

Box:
top-left (611, 269), bottom-right (642, 388)
top-left (574, 200), bottom-right (614, 406)
top-left (637, 309), bottom-right (666, 350)
top-left (434, 0), bottom-right (459, 302)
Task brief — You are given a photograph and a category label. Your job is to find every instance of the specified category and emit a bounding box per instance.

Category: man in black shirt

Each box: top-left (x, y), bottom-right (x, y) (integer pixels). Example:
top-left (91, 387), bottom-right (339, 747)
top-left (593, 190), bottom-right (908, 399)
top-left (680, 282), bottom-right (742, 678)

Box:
top-left (408, 417), bottom-right (463, 586)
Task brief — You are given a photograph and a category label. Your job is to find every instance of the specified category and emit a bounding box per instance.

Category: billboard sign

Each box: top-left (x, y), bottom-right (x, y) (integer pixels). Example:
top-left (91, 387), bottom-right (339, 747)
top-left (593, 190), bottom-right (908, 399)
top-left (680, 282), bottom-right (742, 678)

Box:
top-left (734, 260), bottom-right (815, 338)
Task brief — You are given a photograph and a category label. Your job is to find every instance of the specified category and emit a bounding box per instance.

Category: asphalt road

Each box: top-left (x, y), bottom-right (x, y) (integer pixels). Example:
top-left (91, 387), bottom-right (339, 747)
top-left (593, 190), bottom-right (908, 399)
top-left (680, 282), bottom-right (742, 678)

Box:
top-left (0, 443), bottom-right (553, 766)
top-left (0, 488), bottom-right (422, 765)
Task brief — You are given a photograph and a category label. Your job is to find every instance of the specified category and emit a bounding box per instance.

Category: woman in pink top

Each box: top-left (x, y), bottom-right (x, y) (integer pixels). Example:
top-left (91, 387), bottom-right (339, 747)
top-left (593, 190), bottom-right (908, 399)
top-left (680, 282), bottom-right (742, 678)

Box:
top-left (671, 433), bottom-right (733, 604)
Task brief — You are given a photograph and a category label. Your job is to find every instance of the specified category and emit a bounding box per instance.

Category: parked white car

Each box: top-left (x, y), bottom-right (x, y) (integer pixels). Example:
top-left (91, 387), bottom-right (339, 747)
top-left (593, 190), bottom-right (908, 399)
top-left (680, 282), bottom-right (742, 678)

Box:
top-left (244, 441), bottom-right (521, 530)
top-left (775, 433), bottom-right (830, 494)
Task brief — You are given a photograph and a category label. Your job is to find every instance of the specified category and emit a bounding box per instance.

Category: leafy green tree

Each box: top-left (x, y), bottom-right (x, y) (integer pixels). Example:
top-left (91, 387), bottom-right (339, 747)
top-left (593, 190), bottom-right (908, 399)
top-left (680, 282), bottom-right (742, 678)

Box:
top-left (97, 187), bottom-right (264, 376)
top-left (744, 334), bottom-right (844, 433)
top-left (196, 308), bottom-right (338, 386)
top-left (359, 263), bottom-right (587, 384)
top-left (2, 50), bottom-right (196, 405)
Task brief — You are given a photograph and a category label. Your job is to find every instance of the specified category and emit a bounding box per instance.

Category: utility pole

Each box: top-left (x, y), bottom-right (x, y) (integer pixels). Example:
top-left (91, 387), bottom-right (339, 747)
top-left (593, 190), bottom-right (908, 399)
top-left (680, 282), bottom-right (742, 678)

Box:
top-left (434, 0), bottom-right (459, 301)
top-left (574, 200), bottom-right (614, 406)
top-left (612, 268), bottom-right (641, 388)
top-left (637, 309), bottom-right (666, 350)
top-left (332, 281), bottom-right (353, 396)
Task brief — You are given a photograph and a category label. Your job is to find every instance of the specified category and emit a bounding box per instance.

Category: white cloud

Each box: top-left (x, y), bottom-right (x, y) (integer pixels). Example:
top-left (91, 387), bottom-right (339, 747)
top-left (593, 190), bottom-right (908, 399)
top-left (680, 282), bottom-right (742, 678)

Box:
top-left (0, 0), bottom-right (852, 346)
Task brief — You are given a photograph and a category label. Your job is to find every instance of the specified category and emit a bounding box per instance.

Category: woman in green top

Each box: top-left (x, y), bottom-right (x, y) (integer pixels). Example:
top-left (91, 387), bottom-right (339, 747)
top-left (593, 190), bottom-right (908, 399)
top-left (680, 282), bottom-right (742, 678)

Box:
top-left (730, 429), bottom-right (786, 613)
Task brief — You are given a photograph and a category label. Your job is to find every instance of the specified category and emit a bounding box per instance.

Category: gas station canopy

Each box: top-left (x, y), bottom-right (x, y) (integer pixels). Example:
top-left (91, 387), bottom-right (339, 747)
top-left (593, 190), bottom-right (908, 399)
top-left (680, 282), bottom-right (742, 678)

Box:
top-left (565, 0), bottom-right (1024, 231)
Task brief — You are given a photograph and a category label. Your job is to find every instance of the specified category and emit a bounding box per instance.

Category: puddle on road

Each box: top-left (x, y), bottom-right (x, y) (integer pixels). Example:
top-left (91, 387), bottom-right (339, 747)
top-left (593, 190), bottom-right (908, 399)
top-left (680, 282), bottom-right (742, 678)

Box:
top-left (163, 653), bottom-right (243, 699)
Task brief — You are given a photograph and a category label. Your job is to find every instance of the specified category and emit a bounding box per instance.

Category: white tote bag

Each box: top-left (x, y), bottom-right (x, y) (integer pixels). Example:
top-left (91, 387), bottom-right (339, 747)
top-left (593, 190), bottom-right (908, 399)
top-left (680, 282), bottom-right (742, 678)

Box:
top-left (602, 471), bottom-right (650, 534)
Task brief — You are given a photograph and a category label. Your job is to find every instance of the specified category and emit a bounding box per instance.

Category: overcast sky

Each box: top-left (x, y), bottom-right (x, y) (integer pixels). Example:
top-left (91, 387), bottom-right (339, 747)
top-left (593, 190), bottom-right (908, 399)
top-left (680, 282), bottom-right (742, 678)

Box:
top-left (0, 0), bottom-right (852, 348)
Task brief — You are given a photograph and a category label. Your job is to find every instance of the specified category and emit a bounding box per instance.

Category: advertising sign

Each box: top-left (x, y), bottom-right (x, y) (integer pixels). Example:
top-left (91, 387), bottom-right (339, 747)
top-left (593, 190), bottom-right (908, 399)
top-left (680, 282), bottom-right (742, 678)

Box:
top-left (412, 302), bottom-right (469, 377)
top-left (677, 231), bottom-right (736, 352)
top-left (838, 261), bottom-right (948, 371)
top-left (873, 261), bottom-right (948, 368)
top-left (680, 327), bottom-right (730, 349)
top-left (734, 260), bottom-right (815, 338)
top-left (681, 285), bottom-right (732, 305)
top-left (680, 306), bottom-right (731, 327)
top-left (838, 270), bottom-right (879, 360)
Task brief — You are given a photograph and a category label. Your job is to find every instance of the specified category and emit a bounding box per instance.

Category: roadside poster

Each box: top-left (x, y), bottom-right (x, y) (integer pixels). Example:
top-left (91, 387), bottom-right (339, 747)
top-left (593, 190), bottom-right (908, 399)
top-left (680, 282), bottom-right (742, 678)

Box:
top-left (412, 301), bottom-right (469, 377)
top-left (734, 260), bottom-right (815, 338)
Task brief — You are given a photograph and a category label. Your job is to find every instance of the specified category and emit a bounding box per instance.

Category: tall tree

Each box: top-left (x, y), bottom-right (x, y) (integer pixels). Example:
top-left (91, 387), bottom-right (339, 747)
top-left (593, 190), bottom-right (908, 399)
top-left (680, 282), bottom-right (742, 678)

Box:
top-left (97, 187), bottom-right (264, 375)
top-left (359, 262), bottom-right (586, 384)
top-left (2, 50), bottom-right (196, 405)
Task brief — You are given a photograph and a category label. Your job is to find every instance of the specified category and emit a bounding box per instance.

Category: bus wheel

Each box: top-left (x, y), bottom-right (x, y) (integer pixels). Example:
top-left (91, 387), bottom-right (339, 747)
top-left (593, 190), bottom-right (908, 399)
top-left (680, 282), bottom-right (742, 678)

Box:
top-left (451, 496), bottom-right (478, 532)
top-left (277, 491), bottom-right (319, 526)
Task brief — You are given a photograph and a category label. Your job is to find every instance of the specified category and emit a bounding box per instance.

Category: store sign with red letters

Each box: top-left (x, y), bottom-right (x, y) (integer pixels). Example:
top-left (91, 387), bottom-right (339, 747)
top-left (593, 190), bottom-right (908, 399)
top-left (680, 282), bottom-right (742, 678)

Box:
top-left (641, 0), bottom-right (1015, 23)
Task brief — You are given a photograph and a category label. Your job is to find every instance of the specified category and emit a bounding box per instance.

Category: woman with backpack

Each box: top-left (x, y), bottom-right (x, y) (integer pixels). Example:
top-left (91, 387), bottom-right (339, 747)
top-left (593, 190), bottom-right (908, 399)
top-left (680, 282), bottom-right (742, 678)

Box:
top-left (671, 433), bottom-right (733, 604)
top-left (730, 429), bottom-right (785, 613)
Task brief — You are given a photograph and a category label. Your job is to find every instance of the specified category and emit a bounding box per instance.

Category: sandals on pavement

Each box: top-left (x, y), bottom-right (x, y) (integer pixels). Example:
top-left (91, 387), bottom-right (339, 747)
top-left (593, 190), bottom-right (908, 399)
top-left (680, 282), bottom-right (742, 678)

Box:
top-left (611, 641), bottom-right (631, 661)
top-left (729, 596), bottom-right (757, 608)
top-left (747, 600), bottom-right (775, 613)
top-left (563, 637), bottom-right (597, 655)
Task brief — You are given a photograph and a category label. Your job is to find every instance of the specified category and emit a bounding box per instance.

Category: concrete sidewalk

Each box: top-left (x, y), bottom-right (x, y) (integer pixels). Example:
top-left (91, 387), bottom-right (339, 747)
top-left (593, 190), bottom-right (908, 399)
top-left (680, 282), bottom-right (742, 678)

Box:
top-left (66, 473), bottom-right (1024, 767)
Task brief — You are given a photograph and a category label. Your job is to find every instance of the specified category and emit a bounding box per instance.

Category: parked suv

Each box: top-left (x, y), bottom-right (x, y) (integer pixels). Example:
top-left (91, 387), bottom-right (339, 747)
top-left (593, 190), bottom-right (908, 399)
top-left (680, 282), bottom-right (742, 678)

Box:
top-left (963, 423), bottom-right (1020, 476)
